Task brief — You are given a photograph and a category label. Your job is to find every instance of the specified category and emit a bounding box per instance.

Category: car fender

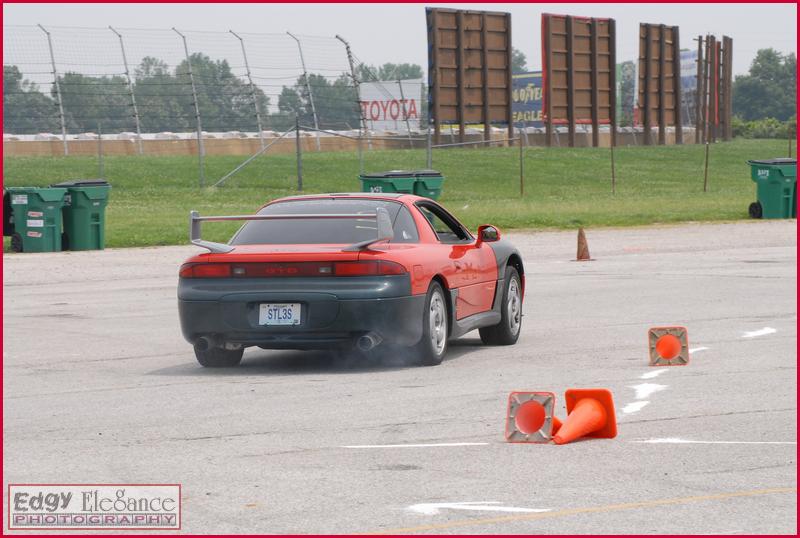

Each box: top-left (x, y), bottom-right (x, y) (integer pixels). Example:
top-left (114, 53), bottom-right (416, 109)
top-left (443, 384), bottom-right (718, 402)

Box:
top-left (486, 239), bottom-right (525, 299)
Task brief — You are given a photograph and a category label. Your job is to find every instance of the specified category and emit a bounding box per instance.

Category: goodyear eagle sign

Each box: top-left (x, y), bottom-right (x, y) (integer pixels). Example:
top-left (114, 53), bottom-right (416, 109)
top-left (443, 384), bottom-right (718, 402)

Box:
top-left (511, 72), bottom-right (544, 128)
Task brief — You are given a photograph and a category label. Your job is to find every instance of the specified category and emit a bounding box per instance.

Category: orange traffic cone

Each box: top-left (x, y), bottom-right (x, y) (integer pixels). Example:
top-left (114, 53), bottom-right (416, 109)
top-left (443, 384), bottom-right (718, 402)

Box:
top-left (505, 391), bottom-right (562, 443)
top-left (552, 416), bottom-right (563, 435)
top-left (552, 388), bottom-right (617, 445)
top-left (648, 326), bottom-right (689, 366)
top-left (576, 227), bottom-right (592, 261)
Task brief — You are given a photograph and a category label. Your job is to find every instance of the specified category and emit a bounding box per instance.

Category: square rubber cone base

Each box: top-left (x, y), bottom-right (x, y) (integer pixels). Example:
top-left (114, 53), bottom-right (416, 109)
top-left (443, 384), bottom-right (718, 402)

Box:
top-left (648, 326), bottom-right (690, 366)
top-left (505, 391), bottom-right (556, 443)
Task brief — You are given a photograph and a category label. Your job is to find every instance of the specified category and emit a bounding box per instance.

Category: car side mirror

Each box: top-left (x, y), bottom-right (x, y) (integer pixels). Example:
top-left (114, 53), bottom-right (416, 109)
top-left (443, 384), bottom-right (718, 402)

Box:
top-left (477, 225), bottom-right (500, 243)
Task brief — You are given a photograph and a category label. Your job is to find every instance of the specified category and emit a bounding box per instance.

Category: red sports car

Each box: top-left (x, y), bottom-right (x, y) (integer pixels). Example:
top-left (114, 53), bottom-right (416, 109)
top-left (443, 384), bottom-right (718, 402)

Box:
top-left (178, 193), bottom-right (524, 367)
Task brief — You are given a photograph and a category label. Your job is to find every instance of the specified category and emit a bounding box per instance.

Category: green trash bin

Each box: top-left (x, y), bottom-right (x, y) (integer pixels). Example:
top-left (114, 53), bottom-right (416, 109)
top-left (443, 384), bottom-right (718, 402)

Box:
top-left (746, 158), bottom-right (796, 219)
top-left (3, 186), bottom-right (67, 252)
top-left (50, 180), bottom-right (111, 250)
top-left (359, 171), bottom-right (417, 194)
top-left (412, 170), bottom-right (445, 200)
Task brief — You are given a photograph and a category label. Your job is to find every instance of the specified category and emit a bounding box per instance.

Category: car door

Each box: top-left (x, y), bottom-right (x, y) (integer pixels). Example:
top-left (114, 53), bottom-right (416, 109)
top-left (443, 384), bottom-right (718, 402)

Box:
top-left (416, 201), bottom-right (497, 319)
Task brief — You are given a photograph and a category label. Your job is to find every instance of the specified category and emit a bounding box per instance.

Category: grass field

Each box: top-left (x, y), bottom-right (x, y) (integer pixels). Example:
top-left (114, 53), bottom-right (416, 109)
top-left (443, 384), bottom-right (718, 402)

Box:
top-left (2, 138), bottom-right (790, 249)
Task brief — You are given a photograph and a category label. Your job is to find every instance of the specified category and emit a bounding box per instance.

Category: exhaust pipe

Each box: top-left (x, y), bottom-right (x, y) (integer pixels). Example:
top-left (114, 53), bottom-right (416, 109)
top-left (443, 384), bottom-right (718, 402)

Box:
top-left (356, 332), bottom-right (383, 352)
top-left (194, 335), bottom-right (216, 353)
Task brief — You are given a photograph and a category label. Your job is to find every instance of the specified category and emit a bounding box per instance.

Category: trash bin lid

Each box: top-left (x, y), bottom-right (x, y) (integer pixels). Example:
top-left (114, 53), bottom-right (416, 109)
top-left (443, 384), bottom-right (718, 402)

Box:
top-left (50, 179), bottom-right (110, 188)
top-left (412, 169), bottom-right (443, 177)
top-left (360, 170), bottom-right (417, 178)
top-left (747, 158), bottom-right (797, 166)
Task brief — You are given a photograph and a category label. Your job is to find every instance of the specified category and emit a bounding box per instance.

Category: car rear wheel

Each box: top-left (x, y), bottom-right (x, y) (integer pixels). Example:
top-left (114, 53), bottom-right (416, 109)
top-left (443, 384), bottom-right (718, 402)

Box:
top-left (195, 346), bottom-right (244, 367)
top-left (415, 281), bottom-right (449, 366)
top-left (479, 266), bottom-right (522, 346)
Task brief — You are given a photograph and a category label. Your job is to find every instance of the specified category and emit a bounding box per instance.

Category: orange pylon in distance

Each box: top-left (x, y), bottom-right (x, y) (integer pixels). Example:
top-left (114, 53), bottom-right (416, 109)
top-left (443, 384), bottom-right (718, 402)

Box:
top-left (505, 391), bottom-right (562, 443)
top-left (552, 388), bottom-right (617, 445)
top-left (575, 227), bottom-right (592, 261)
top-left (648, 326), bottom-right (689, 366)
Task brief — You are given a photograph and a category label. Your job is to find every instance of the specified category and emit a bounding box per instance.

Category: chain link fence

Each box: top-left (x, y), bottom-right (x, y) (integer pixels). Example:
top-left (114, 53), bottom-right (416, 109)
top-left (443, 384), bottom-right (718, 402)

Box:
top-left (4, 25), bottom-right (419, 155)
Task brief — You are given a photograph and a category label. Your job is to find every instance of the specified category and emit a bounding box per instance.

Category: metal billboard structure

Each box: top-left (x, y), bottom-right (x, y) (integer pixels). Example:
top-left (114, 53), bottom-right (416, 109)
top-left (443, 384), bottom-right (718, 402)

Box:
top-left (694, 34), bottom-right (733, 143)
top-left (637, 23), bottom-right (683, 145)
top-left (541, 13), bottom-right (617, 147)
top-left (426, 7), bottom-right (514, 144)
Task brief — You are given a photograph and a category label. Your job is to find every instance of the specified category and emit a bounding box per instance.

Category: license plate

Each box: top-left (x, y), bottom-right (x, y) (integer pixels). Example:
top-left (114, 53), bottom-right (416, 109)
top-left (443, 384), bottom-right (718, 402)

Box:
top-left (259, 303), bottom-right (301, 326)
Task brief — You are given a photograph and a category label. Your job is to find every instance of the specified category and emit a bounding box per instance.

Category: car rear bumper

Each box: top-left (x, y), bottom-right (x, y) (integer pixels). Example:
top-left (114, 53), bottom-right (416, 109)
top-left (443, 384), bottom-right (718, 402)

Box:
top-left (178, 275), bottom-right (425, 349)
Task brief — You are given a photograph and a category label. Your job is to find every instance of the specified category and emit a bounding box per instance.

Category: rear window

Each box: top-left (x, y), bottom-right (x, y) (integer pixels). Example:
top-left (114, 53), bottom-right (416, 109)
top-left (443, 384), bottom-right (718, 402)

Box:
top-left (230, 198), bottom-right (418, 245)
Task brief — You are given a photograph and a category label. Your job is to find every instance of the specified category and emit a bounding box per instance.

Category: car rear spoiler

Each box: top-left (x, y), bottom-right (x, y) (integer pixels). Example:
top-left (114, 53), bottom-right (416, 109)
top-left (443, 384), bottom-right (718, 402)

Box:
top-left (189, 208), bottom-right (394, 253)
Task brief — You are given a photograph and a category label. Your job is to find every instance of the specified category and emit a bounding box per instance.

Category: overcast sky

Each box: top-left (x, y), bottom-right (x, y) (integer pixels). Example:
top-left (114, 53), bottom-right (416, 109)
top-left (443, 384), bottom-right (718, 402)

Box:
top-left (4, 2), bottom-right (797, 77)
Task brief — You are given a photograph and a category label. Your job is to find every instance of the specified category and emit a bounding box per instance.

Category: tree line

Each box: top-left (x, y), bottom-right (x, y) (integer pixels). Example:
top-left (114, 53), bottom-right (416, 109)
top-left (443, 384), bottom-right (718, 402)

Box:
top-left (3, 55), bottom-right (426, 134)
top-left (3, 48), bottom-right (795, 135)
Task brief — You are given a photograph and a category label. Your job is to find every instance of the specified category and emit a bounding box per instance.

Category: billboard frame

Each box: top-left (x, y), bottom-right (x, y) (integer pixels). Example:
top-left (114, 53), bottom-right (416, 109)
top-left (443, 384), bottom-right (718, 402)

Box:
top-left (637, 23), bottom-right (683, 145)
top-left (426, 7), bottom-right (514, 145)
top-left (541, 14), bottom-right (617, 147)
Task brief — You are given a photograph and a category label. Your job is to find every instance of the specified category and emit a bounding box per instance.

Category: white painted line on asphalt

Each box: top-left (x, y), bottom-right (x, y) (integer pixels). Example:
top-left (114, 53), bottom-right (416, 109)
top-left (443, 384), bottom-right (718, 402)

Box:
top-left (622, 401), bottom-right (650, 414)
top-left (689, 346), bottom-right (709, 353)
top-left (640, 369), bottom-right (668, 379)
top-left (408, 502), bottom-right (551, 516)
top-left (630, 383), bottom-right (668, 400)
top-left (341, 442), bottom-right (489, 449)
top-left (633, 438), bottom-right (796, 445)
top-left (741, 327), bottom-right (777, 338)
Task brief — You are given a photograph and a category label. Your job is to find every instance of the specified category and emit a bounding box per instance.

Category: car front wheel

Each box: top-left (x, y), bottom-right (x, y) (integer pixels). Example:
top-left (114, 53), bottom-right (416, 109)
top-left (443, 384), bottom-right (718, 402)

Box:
top-left (479, 266), bottom-right (522, 345)
top-left (415, 281), bottom-right (449, 366)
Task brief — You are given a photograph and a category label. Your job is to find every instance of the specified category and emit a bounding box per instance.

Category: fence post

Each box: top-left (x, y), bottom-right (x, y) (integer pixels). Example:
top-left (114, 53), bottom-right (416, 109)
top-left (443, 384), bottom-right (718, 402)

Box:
top-left (296, 116), bottom-right (303, 191)
top-left (610, 144), bottom-right (616, 195)
top-left (97, 123), bottom-right (105, 179)
top-left (37, 24), bottom-right (68, 156)
top-left (703, 142), bottom-right (710, 192)
top-left (519, 137), bottom-right (524, 197)
top-left (109, 26), bottom-right (143, 155)
top-left (173, 27), bottom-right (205, 188)
top-left (230, 30), bottom-right (265, 149)
top-left (287, 32), bottom-right (321, 151)
top-left (426, 123), bottom-right (433, 168)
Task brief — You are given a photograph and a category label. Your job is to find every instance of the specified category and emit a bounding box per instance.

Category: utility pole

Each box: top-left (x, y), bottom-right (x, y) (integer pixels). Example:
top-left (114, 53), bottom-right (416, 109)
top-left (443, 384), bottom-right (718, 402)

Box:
top-left (336, 34), bottom-right (367, 173)
top-left (287, 32), bottom-right (321, 151)
top-left (230, 30), bottom-right (265, 149)
top-left (110, 26), bottom-right (144, 155)
top-left (173, 28), bottom-right (205, 187)
top-left (37, 24), bottom-right (68, 156)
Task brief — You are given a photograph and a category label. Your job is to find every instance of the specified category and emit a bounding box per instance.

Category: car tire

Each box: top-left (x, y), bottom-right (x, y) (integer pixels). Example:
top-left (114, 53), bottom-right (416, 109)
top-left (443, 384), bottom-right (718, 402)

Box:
top-left (415, 281), bottom-right (449, 366)
top-left (194, 346), bottom-right (244, 368)
top-left (479, 266), bottom-right (522, 346)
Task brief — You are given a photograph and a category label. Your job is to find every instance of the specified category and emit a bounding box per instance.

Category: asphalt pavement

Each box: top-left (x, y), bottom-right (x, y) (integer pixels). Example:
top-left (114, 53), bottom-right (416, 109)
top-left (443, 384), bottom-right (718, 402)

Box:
top-left (3, 220), bottom-right (797, 534)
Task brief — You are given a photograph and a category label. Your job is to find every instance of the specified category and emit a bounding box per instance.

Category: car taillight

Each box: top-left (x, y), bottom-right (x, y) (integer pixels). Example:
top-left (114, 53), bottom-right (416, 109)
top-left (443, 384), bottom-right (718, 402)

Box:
top-left (180, 261), bottom-right (407, 278)
top-left (333, 261), bottom-right (406, 276)
top-left (179, 263), bottom-right (231, 278)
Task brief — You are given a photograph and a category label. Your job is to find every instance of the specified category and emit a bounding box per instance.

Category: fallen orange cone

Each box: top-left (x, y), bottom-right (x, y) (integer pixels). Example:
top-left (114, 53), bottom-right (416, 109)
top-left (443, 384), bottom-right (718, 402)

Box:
top-left (648, 326), bottom-right (689, 366)
top-left (505, 391), bottom-right (562, 443)
top-left (552, 388), bottom-right (617, 445)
